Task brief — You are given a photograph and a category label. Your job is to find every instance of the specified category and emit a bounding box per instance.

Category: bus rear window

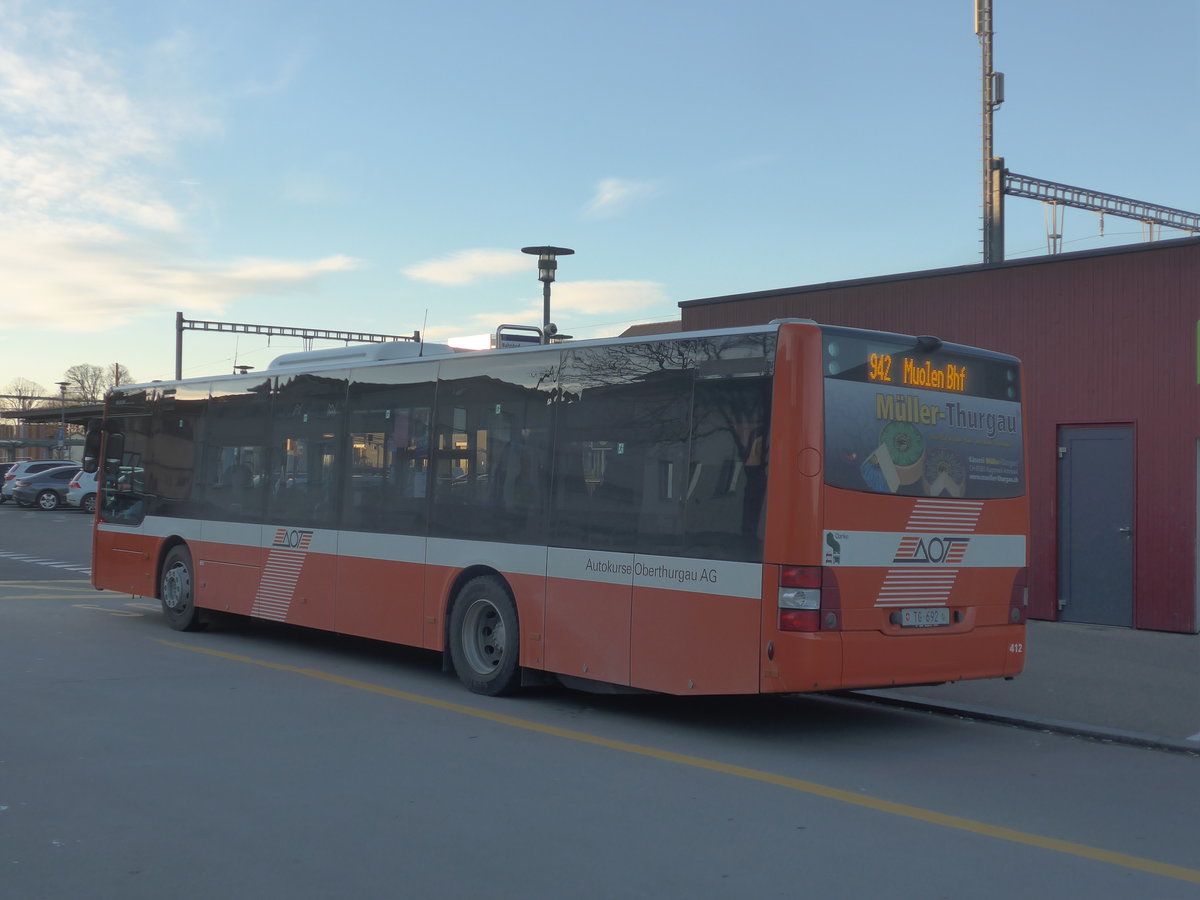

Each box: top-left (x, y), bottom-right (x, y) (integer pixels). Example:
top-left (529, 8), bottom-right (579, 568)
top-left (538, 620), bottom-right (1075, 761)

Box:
top-left (821, 331), bottom-right (1024, 499)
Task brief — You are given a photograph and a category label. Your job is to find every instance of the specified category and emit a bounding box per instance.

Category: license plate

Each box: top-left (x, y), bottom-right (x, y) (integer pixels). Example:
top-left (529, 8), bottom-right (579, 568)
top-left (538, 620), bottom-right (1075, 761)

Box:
top-left (900, 607), bottom-right (950, 628)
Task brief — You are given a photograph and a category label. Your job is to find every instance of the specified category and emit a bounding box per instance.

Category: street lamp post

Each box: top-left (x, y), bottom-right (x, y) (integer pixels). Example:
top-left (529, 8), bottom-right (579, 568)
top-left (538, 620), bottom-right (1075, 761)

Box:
top-left (521, 246), bottom-right (574, 341)
top-left (55, 381), bottom-right (69, 458)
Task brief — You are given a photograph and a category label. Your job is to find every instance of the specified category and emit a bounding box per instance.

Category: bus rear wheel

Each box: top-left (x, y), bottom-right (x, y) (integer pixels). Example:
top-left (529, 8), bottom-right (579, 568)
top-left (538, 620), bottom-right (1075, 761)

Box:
top-left (160, 545), bottom-right (202, 632)
top-left (448, 576), bottom-right (520, 696)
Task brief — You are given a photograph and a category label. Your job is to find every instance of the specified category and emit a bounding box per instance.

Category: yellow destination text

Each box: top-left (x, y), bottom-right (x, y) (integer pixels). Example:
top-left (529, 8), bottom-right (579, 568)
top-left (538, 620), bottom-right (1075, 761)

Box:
top-left (902, 358), bottom-right (967, 392)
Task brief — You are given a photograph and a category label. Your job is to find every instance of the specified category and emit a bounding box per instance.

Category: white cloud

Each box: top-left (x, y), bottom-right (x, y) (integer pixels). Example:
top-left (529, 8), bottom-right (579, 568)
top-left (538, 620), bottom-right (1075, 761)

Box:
top-left (217, 254), bottom-right (359, 288)
top-left (0, 221), bottom-right (360, 329)
top-left (583, 177), bottom-right (660, 219)
top-left (421, 280), bottom-right (670, 344)
top-left (280, 170), bottom-right (345, 205)
top-left (0, 4), bottom-right (219, 236)
top-left (237, 48), bottom-right (309, 99)
top-left (549, 280), bottom-right (670, 314)
top-left (79, 178), bottom-right (182, 231)
top-left (403, 248), bottom-right (528, 285)
top-left (0, 4), bottom-right (355, 335)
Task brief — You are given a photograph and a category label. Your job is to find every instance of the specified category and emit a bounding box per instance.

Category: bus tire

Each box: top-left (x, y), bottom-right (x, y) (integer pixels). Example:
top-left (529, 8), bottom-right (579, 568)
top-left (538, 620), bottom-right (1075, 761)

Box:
top-left (448, 576), bottom-right (520, 696)
top-left (160, 545), bottom-right (202, 632)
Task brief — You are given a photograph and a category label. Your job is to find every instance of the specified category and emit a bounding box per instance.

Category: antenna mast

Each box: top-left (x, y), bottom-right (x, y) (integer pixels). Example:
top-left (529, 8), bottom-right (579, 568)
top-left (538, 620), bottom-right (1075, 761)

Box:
top-left (977, 0), bottom-right (1005, 264)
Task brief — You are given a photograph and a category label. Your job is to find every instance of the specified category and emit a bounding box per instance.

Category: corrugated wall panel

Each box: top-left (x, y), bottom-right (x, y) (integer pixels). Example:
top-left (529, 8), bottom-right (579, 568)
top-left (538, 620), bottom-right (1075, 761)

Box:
top-left (681, 239), bottom-right (1200, 633)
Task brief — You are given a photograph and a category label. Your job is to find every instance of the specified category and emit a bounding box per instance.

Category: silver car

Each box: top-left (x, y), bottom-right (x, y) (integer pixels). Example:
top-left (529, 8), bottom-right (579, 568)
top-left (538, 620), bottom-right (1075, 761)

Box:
top-left (2, 459), bottom-right (76, 503)
top-left (10, 465), bottom-right (81, 510)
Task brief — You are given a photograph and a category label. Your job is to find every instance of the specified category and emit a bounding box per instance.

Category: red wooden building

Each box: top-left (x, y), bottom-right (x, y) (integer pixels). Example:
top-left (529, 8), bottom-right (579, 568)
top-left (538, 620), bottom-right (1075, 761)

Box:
top-left (679, 235), bottom-right (1200, 633)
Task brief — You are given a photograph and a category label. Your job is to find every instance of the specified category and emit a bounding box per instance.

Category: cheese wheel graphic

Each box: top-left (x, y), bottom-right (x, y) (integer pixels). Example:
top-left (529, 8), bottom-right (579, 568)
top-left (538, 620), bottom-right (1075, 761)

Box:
top-left (923, 448), bottom-right (966, 497)
top-left (878, 421), bottom-right (925, 485)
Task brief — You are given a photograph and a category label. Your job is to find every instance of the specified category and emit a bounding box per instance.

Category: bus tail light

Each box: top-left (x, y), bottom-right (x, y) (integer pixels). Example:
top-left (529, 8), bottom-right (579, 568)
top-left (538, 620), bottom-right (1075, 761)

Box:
top-left (1009, 567), bottom-right (1029, 624)
top-left (779, 566), bottom-right (841, 632)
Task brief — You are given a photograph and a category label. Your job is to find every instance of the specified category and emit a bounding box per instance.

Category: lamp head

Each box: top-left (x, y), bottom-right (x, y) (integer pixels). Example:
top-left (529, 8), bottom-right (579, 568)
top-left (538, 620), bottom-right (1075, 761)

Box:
top-left (521, 246), bottom-right (574, 283)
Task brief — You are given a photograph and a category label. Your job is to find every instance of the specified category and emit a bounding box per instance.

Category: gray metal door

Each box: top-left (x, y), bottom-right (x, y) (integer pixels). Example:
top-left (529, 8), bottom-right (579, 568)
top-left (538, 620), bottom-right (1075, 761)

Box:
top-left (1057, 426), bottom-right (1134, 626)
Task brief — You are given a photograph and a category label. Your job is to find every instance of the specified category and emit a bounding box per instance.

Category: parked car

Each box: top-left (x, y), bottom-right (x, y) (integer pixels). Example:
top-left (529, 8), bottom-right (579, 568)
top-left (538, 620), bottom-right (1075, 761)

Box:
top-left (67, 470), bottom-right (99, 513)
top-left (2, 459), bottom-right (76, 503)
top-left (0, 460), bottom-right (25, 503)
top-left (11, 465), bottom-right (81, 510)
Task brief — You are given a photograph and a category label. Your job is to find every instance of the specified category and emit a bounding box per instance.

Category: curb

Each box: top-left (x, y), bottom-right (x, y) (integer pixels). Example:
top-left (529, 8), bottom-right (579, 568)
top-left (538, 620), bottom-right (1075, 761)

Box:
top-left (842, 690), bottom-right (1200, 757)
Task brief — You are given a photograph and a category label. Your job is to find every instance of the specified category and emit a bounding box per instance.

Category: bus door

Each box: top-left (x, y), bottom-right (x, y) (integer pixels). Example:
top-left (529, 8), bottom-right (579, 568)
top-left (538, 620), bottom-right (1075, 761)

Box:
top-left (198, 377), bottom-right (272, 618)
top-left (255, 371), bottom-right (348, 631)
top-left (336, 365), bottom-right (437, 647)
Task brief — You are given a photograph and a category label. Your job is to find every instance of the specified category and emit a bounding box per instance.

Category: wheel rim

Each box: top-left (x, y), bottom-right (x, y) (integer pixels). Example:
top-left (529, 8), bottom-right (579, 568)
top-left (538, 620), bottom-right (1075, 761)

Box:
top-left (460, 598), bottom-right (506, 676)
top-left (38, 492), bottom-right (58, 510)
top-left (162, 561), bottom-right (192, 613)
top-left (83, 495), bottom-right (95, 513)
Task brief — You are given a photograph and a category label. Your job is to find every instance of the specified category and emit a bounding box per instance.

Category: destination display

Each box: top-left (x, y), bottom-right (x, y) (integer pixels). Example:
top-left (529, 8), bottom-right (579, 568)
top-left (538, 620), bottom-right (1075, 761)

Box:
top-left (867, 353), bottom-right (968, 393)
top-left (824, 329), bottom-right (1020, 403)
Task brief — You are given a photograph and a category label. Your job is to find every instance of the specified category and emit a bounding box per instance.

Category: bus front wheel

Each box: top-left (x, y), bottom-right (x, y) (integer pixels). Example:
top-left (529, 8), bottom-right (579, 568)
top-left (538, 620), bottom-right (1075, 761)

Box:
top-left (448, 576), bottom-right (520, 696)
top-left (160, 545), bottom-right (202, 632)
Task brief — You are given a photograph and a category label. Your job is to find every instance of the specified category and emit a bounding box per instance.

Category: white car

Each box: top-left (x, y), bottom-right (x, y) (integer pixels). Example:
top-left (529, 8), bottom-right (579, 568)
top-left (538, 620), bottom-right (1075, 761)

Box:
top-left (67, 470), bottom-right (99, 513)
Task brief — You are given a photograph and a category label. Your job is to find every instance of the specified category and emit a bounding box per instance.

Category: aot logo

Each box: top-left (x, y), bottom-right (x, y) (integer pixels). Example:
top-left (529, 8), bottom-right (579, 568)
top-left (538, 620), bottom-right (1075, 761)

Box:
top-left (272, 528), bottom-right (313, 550)
top-left (893, 535), bottom-right (969, 565)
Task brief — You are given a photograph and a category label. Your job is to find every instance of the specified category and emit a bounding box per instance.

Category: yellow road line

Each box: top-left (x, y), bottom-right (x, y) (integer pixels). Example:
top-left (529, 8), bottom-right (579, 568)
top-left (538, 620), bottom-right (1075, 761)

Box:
top-left (5, 594), bottom-right (106, 601)
top-left (156, 638), bottom-right (1200, 885)
top-left (0, 581), bottom-right (122, 601)
top-left (0, 579), bottom-right (94, 586)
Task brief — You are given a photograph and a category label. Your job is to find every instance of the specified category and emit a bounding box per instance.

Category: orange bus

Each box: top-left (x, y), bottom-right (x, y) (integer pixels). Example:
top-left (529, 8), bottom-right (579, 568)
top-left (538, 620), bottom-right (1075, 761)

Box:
top-left (83, 320), bottom-right (1028, 695)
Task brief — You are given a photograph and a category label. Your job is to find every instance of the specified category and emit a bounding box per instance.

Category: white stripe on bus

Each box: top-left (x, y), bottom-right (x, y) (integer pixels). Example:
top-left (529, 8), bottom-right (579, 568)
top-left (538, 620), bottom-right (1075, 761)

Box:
top-left (98, 517), bottom-right (764, 599)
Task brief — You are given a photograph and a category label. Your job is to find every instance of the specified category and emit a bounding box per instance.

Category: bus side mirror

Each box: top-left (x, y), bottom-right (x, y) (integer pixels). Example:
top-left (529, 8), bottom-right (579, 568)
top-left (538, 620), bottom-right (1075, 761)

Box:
top-left (82, 418), bottom-right (103, 474)
top-left (104, 432), bottom-right (125, 477)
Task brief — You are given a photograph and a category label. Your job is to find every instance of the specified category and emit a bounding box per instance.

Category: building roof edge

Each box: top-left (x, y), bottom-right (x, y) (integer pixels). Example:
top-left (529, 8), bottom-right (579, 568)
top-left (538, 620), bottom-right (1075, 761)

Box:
top-left (678, 235), bottom-right (1200, 309)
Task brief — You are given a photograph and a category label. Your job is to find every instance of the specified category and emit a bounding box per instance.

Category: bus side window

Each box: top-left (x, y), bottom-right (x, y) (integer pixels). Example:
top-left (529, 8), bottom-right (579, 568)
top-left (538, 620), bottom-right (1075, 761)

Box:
top-left (551, 336), bottom-right (774, 559)
top-left (683, 377), bottom-right (771, 561)
top-left (429, 355), bottom-right (555, 545)
top-left (206, 448), bottom-right (268, 520)
top-left (205, 377), bottom-right (271, 521)
top-left (343, 369), bottom-right (435, 537)
top-left (268, 373), bottom-right (346, 528)
top-left (553, 379), bottom-right (686, 553)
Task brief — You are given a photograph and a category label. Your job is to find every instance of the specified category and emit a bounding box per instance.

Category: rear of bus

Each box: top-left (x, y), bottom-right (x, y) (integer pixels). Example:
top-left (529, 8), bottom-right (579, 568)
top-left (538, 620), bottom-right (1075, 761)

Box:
top-left (762, 322), bottom-right (1028, 692)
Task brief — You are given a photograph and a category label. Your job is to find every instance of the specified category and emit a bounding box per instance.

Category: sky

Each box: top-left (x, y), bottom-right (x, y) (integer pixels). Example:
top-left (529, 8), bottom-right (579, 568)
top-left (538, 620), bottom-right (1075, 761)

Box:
top-left (1, 0), bottom-right (1197, 396)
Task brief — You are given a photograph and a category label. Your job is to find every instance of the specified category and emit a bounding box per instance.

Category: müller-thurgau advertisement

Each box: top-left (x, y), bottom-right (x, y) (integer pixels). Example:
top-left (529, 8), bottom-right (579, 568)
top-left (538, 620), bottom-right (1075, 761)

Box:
top-left (823, 377), bottom-right (1024, 499)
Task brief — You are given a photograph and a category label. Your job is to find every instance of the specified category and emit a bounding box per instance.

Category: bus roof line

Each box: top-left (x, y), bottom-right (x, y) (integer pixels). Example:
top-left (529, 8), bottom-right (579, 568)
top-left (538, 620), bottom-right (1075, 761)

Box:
top-left (114, 322), bottom-right (800, 393)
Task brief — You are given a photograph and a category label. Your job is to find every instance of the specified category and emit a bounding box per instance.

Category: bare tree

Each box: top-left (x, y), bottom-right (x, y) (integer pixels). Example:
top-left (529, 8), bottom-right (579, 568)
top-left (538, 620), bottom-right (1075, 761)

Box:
top-left (64, 364), bottom-right (107, 402)
top-left (62, 363), bottom-right (136, 401)
top-left (1, 378), bottom-right (49, 409)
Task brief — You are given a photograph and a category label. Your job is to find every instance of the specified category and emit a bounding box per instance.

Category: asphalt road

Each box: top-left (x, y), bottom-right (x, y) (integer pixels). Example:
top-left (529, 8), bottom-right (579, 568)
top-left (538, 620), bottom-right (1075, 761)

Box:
top-left (2, 504), bottom-right (1199, 899)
